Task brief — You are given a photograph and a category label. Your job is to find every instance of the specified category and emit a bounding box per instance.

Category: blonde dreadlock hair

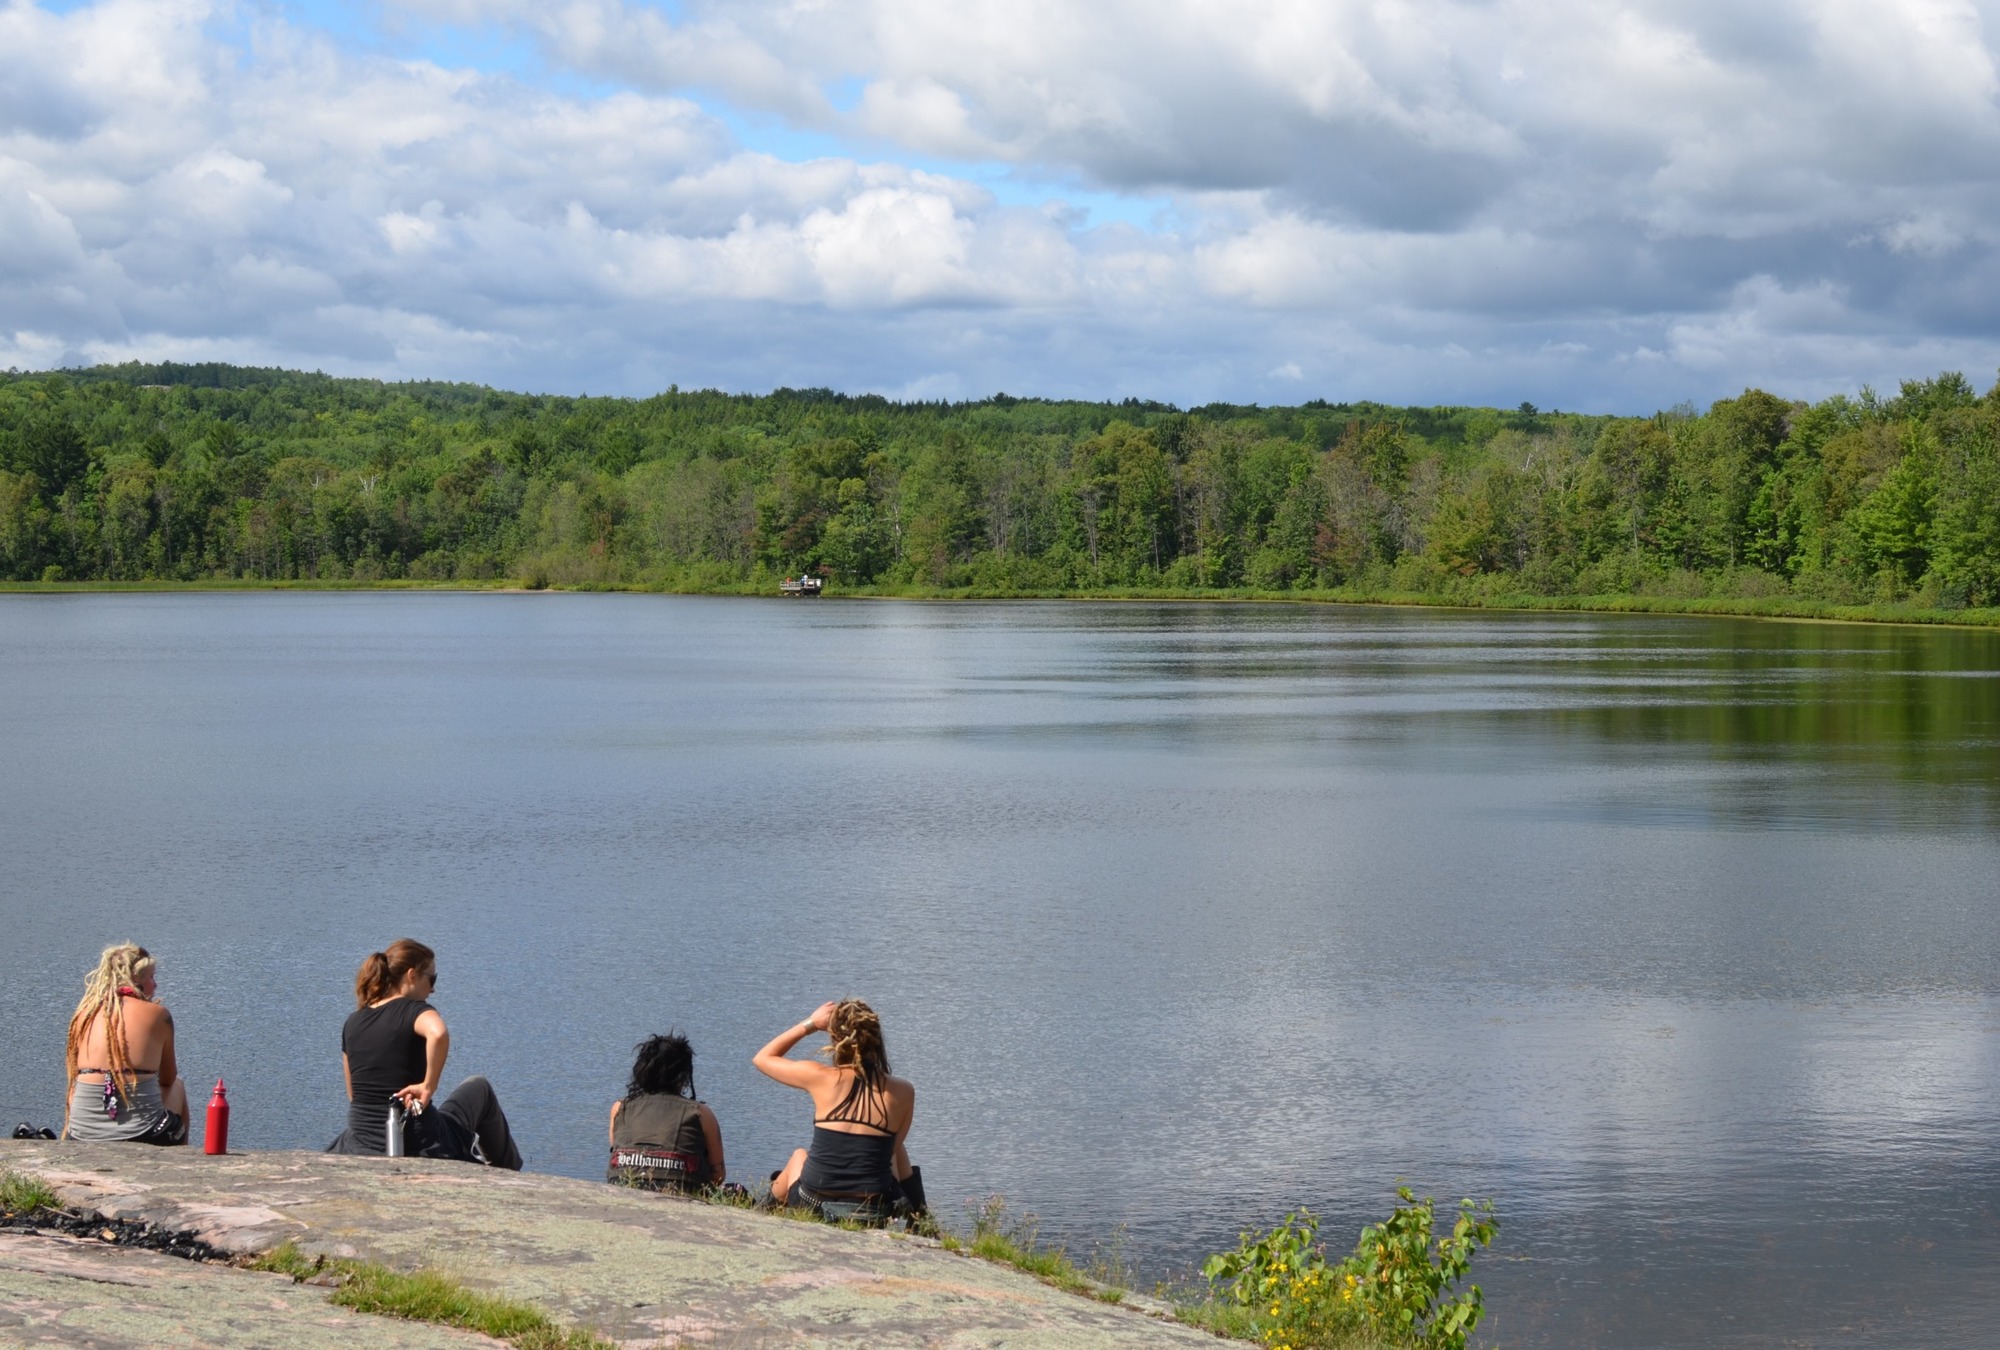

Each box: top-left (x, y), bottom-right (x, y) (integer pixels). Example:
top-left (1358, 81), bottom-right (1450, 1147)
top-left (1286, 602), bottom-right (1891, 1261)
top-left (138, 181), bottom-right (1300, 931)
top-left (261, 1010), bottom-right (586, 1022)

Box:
top-left (63, 943), bottom-right (155, 1133)
top-left (825, 998), bottom-right (892, 1124)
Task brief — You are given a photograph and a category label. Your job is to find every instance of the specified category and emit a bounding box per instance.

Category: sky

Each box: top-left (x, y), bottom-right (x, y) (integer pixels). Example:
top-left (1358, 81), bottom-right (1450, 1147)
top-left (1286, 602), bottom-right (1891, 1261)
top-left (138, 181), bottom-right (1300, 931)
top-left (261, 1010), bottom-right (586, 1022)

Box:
top-left (6, 0), bottom-right (2000, 411)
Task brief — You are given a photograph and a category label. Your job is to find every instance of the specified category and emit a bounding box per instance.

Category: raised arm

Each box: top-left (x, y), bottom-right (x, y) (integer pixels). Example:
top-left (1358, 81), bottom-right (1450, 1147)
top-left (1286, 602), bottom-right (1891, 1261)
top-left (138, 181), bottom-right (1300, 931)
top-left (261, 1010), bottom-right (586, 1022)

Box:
top-left (752, 1002), bottom-right (837, 1091)
top-left (396, 1009), bottom-right (449, 1110)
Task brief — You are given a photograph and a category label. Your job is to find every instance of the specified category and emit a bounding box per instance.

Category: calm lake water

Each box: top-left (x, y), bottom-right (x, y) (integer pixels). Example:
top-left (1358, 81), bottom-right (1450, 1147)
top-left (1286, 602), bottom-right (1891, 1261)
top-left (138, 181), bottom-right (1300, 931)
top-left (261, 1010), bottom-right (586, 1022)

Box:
top-left (3, 593), bottom-right (1998, 1347)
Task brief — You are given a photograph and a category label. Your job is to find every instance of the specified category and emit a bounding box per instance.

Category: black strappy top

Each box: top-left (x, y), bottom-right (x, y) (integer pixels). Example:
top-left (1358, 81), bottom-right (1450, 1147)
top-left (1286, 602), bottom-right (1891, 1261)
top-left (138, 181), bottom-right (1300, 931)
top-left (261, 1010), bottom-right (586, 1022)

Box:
top-left (800, 1078), bottom-right (897, 1198)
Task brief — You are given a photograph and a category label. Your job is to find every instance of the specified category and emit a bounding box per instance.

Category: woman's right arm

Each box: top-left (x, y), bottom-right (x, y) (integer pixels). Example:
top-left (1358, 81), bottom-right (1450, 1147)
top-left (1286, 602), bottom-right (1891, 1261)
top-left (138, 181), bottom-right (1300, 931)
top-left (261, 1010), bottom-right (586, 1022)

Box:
top-left (608, 1099), bottom-right (621, 1146)
top-left (751, 1002), bottom-right (836, 1090)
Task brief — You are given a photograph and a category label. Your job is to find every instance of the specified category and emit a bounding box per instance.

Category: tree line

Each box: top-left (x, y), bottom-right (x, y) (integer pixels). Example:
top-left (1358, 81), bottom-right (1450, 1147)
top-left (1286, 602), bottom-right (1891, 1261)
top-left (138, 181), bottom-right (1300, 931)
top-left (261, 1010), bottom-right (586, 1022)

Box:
top-left (3, 362), bottom-right (1998, 607)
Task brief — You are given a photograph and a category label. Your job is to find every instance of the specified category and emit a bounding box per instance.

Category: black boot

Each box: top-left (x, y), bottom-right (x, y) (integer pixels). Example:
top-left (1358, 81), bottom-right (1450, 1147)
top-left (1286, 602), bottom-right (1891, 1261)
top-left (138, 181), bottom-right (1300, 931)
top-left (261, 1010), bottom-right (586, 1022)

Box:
top-left (897, 1164), bottom-right (928, 1217)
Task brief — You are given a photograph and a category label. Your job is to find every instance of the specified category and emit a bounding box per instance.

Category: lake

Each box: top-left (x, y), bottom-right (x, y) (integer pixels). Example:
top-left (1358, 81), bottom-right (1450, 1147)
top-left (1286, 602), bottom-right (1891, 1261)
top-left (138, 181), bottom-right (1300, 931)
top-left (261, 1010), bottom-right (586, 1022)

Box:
top-left (2, 593), bottom-right (1997, 1347)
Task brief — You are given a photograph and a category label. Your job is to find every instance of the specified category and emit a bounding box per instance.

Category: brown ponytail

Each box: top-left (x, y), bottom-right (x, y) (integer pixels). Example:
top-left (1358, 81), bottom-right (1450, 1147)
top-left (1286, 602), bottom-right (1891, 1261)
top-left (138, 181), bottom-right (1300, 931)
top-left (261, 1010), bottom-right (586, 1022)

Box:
top-left (354, 939), bottom-right (435, 1007)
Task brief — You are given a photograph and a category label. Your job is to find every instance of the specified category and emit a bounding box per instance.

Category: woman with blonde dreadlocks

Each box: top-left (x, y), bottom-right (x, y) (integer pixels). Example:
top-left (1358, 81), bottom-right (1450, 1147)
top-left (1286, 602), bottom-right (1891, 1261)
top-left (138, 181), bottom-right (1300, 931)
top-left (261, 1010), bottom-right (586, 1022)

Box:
top-left (753, 999), bottom-right (924, 1220)
top-left (62, 943), bottom-right (188, 1145)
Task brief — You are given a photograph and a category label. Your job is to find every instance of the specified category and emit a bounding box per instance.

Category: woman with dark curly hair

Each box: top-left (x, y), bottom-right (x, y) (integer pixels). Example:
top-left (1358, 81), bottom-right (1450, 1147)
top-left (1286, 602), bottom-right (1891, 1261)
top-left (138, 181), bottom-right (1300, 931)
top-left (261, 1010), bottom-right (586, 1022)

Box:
top-left (608, 1032), bottom-right (726, 1191)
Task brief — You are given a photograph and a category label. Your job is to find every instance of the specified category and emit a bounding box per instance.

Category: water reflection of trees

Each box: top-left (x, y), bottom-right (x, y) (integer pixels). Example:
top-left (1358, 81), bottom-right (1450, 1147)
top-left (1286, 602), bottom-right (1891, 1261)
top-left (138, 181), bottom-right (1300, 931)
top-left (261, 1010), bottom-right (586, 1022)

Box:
top-left (1112, 610), bottom-right (2000, 833)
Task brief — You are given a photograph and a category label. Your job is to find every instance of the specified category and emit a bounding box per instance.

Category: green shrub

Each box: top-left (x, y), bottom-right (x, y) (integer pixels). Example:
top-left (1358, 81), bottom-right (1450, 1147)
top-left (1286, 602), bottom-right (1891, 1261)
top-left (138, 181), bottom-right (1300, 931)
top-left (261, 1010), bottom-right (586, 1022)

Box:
top-left (1202, 1189), bottom-right (1497, 1350)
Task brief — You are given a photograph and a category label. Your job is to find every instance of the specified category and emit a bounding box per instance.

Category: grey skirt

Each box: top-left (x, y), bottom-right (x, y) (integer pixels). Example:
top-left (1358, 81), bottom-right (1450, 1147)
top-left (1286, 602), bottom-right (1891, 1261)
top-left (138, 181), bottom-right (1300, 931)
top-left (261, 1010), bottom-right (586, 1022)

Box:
top-left (66, 1075), bottom-right (186, 1144)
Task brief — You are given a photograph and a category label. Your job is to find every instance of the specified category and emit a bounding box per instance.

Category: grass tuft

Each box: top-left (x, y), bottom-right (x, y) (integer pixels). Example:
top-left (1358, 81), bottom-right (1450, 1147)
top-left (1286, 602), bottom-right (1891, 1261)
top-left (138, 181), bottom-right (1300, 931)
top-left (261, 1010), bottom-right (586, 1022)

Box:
top-left (959, 1196), bottom-right (1125, 1304)
top-left (247, 1240), bottom-right (323, 1280)
top-left (0, 1168), bottom-right (62, 1216)
top-left (1171, 1297), bottom-right (1265, 1340)
top-left (250, 1240), bottom-right (612, 1349)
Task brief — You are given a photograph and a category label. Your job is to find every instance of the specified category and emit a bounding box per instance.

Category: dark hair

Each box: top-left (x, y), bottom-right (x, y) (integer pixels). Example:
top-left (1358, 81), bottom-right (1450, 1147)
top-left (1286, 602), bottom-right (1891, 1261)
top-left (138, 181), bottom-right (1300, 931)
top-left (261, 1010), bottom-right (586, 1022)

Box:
top-left (354, 939), bottom-right (435, 1008)
top-left (625, 1032), bottom-right (695, 1100)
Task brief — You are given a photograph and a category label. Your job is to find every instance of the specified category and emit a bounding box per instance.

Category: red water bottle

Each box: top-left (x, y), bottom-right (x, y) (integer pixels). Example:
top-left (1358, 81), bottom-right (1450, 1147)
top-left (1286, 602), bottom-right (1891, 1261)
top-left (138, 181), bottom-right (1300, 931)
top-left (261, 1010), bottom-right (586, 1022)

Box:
top-left (204, 1079), bottom-right (230, 1155)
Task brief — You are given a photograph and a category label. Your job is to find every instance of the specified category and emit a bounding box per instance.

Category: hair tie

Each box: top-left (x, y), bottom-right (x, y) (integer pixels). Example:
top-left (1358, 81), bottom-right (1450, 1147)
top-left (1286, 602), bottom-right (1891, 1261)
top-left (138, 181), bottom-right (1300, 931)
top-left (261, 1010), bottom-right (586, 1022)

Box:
top-left (116, 985), bottom-right (143, 999)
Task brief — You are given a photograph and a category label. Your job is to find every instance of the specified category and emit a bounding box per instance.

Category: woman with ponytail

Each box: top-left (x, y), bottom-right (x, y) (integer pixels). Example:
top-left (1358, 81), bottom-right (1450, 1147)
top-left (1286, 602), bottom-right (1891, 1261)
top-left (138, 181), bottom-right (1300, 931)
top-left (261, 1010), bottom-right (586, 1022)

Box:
top-left (753, 999), bottom-right (921, 1219)
top-left (62, 943), bottom-right (188, 1144)
top-left (326, 940), bottom-right (522, 1168)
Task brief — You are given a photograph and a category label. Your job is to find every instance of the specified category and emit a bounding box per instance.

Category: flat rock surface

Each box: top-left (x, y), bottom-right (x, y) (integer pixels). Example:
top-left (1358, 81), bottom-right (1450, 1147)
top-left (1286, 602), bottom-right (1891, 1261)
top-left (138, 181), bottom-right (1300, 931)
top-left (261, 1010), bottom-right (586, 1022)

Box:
top-left (0, 1141), bottom-right (1218, 1347)
top-left (0, 1232), bottom-right (497, 1349)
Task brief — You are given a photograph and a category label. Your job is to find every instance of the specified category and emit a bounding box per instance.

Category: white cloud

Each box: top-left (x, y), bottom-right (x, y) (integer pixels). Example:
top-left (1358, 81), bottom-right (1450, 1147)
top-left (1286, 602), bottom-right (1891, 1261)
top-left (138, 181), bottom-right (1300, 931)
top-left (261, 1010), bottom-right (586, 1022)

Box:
top-left (1879, 213), bottom-right (1969, 257)
top-left (451, 0), bottom-right (2000, 232)
top-left (4, 0), bottom-right (2000, 407)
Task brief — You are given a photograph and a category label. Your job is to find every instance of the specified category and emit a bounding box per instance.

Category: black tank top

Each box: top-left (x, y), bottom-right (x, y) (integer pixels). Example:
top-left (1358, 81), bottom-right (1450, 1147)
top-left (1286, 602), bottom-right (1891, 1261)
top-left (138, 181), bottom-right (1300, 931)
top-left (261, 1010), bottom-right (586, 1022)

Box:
top-left (801, 1074), bottom-right (897, 1197)
top-left (609, 1093), bottom-right (711, 1189)
top-left (340, 998), bottom-right (433, 1153)
top-left (800, 1128), bottom-right (897, 1197)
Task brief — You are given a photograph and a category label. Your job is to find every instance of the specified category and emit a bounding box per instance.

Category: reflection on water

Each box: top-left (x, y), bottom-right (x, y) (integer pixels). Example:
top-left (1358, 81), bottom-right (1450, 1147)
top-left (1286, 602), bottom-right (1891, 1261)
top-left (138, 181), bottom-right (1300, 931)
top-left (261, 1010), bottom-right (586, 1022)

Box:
top-left (2, 595), bottom-right (1997, 1348)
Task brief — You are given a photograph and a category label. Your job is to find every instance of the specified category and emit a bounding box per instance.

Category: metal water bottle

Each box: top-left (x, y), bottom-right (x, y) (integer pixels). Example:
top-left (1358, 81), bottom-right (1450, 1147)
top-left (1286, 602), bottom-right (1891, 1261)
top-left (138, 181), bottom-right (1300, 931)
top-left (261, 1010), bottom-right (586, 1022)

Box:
top-left (203, 1079), bottom-right (229, 1155)
top-left (386, 1101), bottom-right (406, 1157)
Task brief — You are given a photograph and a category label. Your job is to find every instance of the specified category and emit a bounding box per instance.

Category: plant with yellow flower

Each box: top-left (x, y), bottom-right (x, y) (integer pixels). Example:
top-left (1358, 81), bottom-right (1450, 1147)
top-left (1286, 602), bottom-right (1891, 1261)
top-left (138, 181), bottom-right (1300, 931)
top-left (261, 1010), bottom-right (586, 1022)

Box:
top-left (1201, 1190), bottom-right (1497, 1349)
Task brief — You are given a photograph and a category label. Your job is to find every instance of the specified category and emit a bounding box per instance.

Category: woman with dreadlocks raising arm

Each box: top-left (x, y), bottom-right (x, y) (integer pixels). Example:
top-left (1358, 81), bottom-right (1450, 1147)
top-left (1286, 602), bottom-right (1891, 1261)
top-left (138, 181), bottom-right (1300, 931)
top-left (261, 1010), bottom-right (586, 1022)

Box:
top-left (62, 943), bottom-right (188, 1145)
top-left (754, 999), bottom-right (924, 1220)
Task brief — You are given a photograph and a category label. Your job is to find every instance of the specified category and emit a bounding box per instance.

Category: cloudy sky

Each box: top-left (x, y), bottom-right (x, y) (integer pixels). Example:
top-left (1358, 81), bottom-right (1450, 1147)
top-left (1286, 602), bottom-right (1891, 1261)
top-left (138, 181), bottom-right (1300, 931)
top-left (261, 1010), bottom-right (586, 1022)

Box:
top-left (5, 0), bottom-right (2000, 410)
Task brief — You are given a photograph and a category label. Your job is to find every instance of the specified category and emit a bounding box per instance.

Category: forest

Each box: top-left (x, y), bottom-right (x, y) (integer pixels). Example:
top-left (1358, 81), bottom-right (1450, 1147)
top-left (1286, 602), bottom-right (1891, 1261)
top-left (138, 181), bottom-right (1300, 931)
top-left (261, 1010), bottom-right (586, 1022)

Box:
top-left (2, 361), bottom-right (1998, 611)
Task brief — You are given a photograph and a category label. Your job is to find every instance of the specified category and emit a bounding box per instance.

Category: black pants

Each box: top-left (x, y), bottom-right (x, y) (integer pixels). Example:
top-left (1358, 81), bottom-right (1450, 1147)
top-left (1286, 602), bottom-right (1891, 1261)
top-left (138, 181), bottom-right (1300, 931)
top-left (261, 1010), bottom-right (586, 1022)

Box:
top-left (435, 1076), bottom-right (522, 1170)
top-left (328, 1074), bottom-right (522, 1169)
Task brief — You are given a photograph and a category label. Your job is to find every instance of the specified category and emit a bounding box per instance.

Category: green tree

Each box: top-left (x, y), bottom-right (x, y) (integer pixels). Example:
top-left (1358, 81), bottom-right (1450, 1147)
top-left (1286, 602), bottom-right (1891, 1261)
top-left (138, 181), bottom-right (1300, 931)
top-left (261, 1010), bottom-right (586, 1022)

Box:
top-left (17, 415), bottom-right (90, 498)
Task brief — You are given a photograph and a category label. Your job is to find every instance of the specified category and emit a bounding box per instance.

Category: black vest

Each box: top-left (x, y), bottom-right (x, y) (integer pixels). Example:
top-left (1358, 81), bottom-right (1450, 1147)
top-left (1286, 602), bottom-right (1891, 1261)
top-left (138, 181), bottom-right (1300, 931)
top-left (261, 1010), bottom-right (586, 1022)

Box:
top-left (608, 1093), bottom-right (710, 1190)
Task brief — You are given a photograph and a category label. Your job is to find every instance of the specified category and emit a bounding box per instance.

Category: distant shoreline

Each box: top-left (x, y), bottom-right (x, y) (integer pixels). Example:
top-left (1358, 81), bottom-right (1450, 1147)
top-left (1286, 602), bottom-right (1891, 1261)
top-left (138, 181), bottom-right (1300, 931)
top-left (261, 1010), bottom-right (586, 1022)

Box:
top-left (5, 577), bottom-right (1998, 631)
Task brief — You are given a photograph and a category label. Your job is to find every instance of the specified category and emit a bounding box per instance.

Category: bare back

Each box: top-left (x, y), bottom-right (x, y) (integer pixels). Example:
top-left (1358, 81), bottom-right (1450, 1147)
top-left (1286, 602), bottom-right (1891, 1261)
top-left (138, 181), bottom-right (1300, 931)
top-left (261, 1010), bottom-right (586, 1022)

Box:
top-left (805, 1066), bottom-right (914, 1138)
top-left (74, 996), bottom-right (176, 1088)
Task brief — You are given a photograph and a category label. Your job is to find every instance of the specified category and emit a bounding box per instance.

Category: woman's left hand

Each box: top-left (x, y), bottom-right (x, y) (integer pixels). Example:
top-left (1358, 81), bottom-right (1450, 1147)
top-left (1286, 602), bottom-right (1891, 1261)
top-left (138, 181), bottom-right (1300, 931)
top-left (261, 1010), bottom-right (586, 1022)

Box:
top-left (808, 1001), bottom-right (838, 1032)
